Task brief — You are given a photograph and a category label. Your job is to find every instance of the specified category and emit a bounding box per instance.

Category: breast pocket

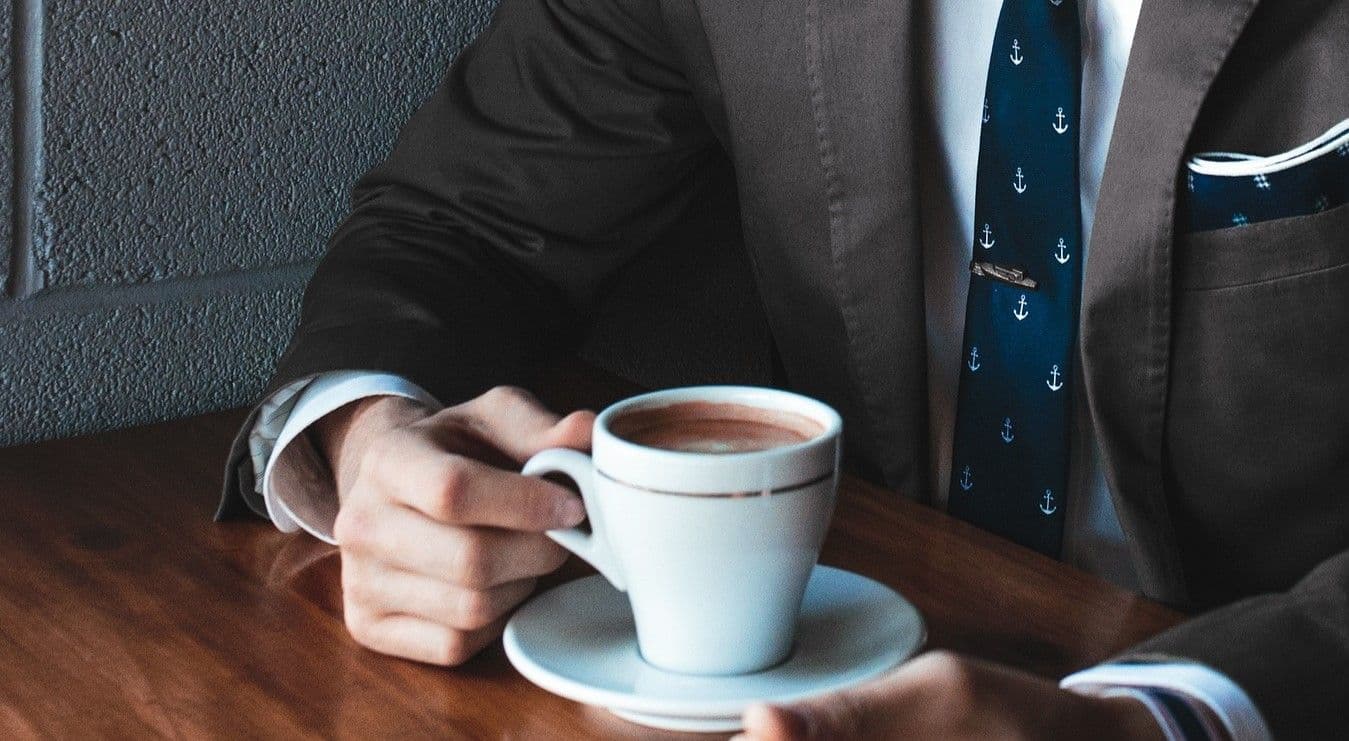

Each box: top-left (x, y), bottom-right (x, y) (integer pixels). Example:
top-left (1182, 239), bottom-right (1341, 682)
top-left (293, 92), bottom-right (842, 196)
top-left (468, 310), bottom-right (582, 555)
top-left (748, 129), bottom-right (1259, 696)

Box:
top-left (1165, 202), bottom-right (1349, 600)
top-left (1176, 202), bottom-right (1349, 290)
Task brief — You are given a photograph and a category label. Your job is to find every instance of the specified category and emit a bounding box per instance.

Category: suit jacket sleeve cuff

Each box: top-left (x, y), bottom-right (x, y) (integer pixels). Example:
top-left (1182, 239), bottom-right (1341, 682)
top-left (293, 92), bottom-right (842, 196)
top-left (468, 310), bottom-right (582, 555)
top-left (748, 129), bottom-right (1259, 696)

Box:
top-left (1061, 661), bottom-right (1271, 741)
top-left (254, 371), bottom-right (441, 543)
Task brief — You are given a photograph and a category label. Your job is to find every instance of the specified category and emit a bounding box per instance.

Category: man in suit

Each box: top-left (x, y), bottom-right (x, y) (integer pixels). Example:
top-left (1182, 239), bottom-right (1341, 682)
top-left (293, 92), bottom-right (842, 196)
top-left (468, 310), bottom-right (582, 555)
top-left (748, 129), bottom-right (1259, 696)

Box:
top-left (220, 0), bottom-right (1347, 737)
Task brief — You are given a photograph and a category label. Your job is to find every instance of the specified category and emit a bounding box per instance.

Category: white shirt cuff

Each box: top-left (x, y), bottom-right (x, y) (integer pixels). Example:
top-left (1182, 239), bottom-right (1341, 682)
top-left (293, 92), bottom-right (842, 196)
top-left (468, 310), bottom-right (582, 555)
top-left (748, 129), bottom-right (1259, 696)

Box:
top-left (1091, 686), bottom-right (1188, 741)
top-left (252, 371), bottom-right (441, 544)
top-left (1062, 662), bottom-right (1271, 741)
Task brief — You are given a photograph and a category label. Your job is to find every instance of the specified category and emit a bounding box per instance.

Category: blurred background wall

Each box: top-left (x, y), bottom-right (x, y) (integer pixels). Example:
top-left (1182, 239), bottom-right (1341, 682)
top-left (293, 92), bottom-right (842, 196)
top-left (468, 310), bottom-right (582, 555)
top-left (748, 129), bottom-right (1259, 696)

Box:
top-left (0, 1), bottom-right (769, 447)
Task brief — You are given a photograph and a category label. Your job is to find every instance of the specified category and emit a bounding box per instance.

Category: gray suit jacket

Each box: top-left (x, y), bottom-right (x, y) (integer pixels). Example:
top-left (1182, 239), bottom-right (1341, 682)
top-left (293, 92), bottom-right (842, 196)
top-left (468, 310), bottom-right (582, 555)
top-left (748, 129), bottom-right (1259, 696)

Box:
top-left (221, 1), bottom-right (1349, 735)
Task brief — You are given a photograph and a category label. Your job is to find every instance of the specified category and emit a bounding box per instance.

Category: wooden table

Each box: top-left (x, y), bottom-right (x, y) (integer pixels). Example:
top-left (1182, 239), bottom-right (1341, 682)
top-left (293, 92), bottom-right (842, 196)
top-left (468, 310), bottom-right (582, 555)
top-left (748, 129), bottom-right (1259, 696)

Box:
top-left (0, 363), bottom-right (1180, 738)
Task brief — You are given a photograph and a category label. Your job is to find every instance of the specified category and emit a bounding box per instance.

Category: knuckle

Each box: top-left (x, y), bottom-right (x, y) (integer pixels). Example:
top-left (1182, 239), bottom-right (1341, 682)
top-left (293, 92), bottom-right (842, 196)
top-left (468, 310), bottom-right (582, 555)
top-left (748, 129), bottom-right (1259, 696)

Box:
top-left (339, 561), bottom-right (365, 601)
top-left (432, 459), bottom-right (471, 521)
top-left (538, 538), bottom-right (572, 572)
top-left (437, 630), bottom-right (474, 667)
top-left (456, 590), bottom-right (497, 630)
top-left (452, 536), bottom-right (493, 588)
top-left (334, 505), bottom-right (375, 550)
top-left (550, 410), bottom-right (595, 446)
top-left (339, 555), bottom-right (358, 593)
top-left (339, 557), bottom-right (378, 609)
top-left (344, 580), bottom-right (372, 608)
top-left (925, 650), bottom-right (963, 676)
top-left (921, 651), bottom-right (975, 700)
top-left (346, 571), bottom-right (382, 610)
top-left (484, 385), bottom-right (533, 409)
top-left (362, 432), bottom-right (401, 473)
top-left (343, 604), bottom-right (376, 646)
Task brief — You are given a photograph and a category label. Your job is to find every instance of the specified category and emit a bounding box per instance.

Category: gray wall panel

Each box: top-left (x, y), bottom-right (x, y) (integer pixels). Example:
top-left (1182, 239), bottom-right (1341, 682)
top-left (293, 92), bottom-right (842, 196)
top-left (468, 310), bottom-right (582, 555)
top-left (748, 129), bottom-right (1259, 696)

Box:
top-left (0, 1), bottom-right (12, 285)
top-left (0, 283), bottom-right (303, 446)
top-left (41, 0), bottom-right (496, 288)
top-left (1, 2), bottom-right (500, 445)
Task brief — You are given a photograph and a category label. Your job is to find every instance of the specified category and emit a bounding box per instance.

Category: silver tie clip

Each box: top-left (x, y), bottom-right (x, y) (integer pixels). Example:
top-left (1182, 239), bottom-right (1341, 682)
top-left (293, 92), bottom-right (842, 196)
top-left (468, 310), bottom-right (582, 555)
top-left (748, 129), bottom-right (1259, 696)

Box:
top-left (970, 260), bottom-right (1038, 290)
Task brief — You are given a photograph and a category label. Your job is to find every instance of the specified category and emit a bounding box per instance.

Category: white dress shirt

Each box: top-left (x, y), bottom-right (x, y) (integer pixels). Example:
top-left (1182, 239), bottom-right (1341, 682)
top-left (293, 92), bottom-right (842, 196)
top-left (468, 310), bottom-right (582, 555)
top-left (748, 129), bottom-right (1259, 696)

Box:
top-left (248, 2), bottom-right (1271, 737)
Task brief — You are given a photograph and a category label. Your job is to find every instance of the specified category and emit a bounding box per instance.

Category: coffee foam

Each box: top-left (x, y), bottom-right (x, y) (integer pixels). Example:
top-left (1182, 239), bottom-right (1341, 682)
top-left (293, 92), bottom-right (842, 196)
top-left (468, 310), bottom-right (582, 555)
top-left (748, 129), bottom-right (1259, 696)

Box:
top-left (608, 401), bottom-right (825, 454)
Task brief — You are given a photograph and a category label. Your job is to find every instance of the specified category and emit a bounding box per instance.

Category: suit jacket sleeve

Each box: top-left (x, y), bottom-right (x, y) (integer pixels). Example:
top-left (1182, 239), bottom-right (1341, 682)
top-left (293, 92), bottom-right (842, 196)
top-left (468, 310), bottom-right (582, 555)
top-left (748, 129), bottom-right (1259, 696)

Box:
top-left (220, 0), bottom-right (716, 519)
top-left (1122, 548), bottom-right (1349, 739)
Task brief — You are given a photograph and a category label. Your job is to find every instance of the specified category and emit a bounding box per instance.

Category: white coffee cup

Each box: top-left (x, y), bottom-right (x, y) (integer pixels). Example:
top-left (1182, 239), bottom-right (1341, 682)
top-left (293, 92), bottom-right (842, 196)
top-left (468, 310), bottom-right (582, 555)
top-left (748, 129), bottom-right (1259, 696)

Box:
top-left (521, 386), bottom-right (842, 676)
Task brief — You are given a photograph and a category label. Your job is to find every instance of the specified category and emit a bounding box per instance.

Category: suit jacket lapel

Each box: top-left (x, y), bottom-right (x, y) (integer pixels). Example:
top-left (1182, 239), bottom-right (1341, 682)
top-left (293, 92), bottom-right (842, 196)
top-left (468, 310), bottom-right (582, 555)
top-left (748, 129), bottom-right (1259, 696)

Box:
top-left (806, 0), bottom-right (931, 499)
top-left (1083, 0), bottom-right (1260, 602)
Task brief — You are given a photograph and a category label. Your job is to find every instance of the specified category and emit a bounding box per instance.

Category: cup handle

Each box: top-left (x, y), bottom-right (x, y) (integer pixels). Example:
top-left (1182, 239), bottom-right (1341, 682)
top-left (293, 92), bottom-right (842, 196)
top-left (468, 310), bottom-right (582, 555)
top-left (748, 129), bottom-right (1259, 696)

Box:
top-left (521, 448), bottom-right (627, 592)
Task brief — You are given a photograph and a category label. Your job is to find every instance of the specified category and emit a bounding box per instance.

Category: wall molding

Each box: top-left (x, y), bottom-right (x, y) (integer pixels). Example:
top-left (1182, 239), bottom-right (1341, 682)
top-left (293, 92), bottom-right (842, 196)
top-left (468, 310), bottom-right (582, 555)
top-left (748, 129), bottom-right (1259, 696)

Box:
top-left (8, 0), bottom-right (46, 299)
top-left (0, 259), bottom-right (317, 321)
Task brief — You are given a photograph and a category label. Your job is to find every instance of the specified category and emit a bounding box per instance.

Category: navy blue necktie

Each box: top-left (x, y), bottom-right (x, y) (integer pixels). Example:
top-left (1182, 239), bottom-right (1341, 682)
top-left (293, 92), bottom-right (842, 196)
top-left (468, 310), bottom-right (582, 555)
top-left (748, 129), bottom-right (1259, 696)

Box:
top-left (948, 0), bottom-right (1082, 557)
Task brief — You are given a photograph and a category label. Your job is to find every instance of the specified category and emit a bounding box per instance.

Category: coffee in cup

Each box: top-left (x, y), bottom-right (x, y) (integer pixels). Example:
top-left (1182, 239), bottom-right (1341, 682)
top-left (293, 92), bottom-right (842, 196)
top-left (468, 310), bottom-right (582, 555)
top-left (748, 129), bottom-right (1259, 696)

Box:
top-left (607, 401), bottom-right (825, 454)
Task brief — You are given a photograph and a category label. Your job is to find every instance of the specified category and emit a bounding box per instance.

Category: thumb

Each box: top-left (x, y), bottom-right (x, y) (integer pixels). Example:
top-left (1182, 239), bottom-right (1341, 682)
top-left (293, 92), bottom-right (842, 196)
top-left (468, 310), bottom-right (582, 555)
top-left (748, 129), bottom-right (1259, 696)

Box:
top-left (739, 671), bottom-right (908, 740)
top-left (736, 703), bottom-right (810, 740)
top-left (738, 695), bottom-right (867, 741)
top-left (448, 386), bottom-right (594, 463)
top-left (542, 409), bottom-right (597, 452)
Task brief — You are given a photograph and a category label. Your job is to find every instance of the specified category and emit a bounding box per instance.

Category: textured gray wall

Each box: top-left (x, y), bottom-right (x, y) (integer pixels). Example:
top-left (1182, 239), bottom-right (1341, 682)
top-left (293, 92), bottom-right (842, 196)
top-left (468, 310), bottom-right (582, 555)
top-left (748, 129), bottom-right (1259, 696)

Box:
top-left (1, 1), bottom-right (498, 446)
top-left (1, 0), bottom-right (772, 448)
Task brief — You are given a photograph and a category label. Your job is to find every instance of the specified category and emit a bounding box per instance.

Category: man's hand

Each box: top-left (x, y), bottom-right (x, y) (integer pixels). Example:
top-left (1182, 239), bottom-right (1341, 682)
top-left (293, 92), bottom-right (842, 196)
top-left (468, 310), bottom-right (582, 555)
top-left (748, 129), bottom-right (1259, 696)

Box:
top-left (736, 651), bottom-right (1167, 741)
top-left (318, 386), bottom-right (594, 666)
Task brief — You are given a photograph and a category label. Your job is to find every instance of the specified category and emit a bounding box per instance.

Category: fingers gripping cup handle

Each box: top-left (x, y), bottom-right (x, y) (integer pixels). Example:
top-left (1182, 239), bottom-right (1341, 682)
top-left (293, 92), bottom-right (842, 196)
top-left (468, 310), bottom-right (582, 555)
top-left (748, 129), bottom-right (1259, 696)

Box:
top-left (522, 448), bottom-right (627, 592)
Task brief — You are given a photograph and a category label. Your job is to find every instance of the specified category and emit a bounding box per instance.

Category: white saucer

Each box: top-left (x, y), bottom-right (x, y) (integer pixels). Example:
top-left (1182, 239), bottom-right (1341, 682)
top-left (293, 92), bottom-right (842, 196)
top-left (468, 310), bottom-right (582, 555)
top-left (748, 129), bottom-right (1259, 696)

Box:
top-left (503, 565), bottom-right (925, 733)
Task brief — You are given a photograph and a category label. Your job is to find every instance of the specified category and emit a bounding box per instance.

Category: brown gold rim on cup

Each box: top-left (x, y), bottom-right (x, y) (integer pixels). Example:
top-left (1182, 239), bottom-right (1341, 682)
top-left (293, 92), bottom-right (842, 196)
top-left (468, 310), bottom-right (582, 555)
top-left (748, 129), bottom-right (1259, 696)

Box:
top-left (594, 469), bottom-right (836, 498)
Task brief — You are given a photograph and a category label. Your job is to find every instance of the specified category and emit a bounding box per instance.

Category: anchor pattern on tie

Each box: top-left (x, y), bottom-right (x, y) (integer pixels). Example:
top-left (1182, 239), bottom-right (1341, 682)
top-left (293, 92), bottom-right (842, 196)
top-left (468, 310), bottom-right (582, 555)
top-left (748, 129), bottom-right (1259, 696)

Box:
top-left (1039, 490), bottom-right (1058, 515)
top-left (1046, 364), bottom-right (1063, 391)
top-left (1052, 107), bottom-right (1069, 134)
top-left (950, 0), bottom-right (1082, 558)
